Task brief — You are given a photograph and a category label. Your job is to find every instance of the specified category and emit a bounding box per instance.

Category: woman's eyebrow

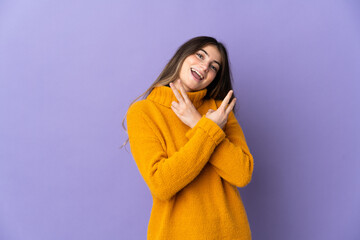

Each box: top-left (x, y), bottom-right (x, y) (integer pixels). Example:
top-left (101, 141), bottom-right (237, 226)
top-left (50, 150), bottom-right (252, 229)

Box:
top-left (200, 49), bottom-right (221, 67)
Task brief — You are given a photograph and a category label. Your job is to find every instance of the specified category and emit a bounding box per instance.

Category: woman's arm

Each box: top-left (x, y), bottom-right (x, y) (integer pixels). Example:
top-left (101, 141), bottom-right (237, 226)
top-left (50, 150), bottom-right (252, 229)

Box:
top-left (185, 110), bottom-right (254, 188)
top-left (127, 103), bottom-right (225, 201)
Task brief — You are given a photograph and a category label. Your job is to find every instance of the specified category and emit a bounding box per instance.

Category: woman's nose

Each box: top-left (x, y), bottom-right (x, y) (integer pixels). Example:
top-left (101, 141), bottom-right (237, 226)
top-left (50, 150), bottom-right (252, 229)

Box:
top-left (199, 63), bottom-right (209, 72)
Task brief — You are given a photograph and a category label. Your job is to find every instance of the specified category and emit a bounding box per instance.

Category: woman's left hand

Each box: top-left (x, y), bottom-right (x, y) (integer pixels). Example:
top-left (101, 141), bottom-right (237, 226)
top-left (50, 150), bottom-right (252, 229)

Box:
top-left (169, 81), bottom-right (202, 128)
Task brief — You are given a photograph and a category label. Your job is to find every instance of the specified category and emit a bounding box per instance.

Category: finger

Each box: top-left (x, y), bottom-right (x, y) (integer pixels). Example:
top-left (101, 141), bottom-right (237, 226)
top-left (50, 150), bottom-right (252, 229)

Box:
top-left (177, 80), bottom-right (190, 104)
top-left (169, 82), bottom-right (184, 104)
top-left (171, 104), bottom-right (179, 115)
top-left (225, 98), bottom-right (236, 115)
top-left (171, 101), bottom-right (179, 110)
top-left (219, 90), bottom-right (233, 111)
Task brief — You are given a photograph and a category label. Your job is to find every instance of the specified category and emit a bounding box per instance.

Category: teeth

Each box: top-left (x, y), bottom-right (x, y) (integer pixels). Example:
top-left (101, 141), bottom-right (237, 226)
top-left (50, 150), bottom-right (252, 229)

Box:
top-left (191, 68), bottom-right (203, 79)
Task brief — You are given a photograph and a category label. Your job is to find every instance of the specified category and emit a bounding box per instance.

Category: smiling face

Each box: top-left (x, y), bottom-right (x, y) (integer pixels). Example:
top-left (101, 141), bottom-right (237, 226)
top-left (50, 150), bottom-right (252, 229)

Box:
top-left (174, 44), bottom-right (222, 92)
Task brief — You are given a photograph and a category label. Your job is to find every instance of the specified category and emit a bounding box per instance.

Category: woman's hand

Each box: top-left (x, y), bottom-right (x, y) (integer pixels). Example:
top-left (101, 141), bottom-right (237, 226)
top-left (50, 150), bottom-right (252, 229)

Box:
top-left (205, 90), bottom-right (236, 129)
top-left (169, 81), bottom-right (202, 128)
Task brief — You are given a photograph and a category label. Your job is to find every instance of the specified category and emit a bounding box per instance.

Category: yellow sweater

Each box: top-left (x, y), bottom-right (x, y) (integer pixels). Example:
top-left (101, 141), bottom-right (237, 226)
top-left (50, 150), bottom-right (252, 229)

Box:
top-left (126, 85), bottom-right (254, 240)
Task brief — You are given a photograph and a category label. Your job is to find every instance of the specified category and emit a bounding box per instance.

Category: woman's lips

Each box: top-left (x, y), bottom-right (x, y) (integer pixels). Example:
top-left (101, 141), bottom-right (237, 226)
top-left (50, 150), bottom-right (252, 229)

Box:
top-left (191, 68), bottom-right (204, 79)
top-left (191, 70), bottom-right (202, 81)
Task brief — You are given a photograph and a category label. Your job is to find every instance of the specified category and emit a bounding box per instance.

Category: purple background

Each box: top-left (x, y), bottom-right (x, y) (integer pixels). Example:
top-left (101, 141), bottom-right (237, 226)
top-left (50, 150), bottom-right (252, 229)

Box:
top-left (1, 0), bottom-right (359, 239)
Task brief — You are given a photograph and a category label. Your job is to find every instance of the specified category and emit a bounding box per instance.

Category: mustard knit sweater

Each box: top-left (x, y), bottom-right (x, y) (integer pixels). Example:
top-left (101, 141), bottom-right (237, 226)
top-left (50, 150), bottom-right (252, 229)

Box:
top-left (126, 85), bottom-right (254, 240)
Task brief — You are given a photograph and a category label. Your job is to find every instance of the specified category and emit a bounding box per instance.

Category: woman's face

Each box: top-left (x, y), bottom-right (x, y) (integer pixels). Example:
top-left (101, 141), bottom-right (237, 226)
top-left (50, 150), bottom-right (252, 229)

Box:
top-left (175, 44), bottom-right (222, 92)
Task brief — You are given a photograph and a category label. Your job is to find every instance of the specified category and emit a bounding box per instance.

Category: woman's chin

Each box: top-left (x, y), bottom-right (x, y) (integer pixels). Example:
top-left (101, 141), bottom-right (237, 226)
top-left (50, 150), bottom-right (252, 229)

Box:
top-left (178, 78), bottom-right (201, 92)
top-left (184, 82), bottom-right (198, 92)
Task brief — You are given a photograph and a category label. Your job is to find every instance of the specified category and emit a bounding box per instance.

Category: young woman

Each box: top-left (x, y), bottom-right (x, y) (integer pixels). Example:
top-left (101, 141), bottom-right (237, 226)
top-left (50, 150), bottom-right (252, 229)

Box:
top-left (122, 36), bottom-right (254, 240)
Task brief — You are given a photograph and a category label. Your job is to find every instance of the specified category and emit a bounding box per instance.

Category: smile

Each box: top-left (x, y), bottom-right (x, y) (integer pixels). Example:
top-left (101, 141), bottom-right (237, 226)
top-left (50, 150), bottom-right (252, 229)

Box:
top-left (191, 68), bottom-right (204, 80)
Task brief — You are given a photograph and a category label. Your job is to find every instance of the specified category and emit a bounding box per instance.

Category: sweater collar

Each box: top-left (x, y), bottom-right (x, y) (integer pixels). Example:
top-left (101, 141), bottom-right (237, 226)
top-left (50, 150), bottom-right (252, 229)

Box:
top-left (147, 85), bottom-right (207, 108)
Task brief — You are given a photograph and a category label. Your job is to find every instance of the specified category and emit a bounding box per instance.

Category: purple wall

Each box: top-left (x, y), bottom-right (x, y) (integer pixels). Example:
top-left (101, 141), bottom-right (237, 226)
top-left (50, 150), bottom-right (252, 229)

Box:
top-left (1, 0), bottom-right (359, 239)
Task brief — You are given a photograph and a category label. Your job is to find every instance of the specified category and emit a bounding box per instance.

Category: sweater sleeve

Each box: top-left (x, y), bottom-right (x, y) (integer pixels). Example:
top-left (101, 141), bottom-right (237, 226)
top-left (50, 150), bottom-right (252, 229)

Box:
top-left (126, 103), bottom-right (226, 201)
top-left (185, 110), bottom-right (254, 188)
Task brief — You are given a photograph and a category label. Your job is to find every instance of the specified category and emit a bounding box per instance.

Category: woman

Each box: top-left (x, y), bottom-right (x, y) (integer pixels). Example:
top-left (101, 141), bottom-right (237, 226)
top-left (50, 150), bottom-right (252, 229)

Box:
top-left (122, 36), bottom-right (254, 240)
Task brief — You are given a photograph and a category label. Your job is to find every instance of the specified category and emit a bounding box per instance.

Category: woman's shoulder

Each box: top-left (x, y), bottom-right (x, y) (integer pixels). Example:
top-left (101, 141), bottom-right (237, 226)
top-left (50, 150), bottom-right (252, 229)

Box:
top-left (128, 99), bottom-right (147, 111)
top-left (212, 99), bottom-right (234, 109)
top-left (211, 99), bottom-right (226, 109)
top-left (214, 99), bottom-right (222, 107)
top-left (127, 99), bottom-right (148, 115)
top-left (126, 99), bottom-right (158, 119)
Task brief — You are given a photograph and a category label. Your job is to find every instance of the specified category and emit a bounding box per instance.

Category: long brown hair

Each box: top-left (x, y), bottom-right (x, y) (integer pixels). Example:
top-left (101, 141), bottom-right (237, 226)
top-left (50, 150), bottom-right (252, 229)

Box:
top-left (120, 36), bottom-right (236, 150)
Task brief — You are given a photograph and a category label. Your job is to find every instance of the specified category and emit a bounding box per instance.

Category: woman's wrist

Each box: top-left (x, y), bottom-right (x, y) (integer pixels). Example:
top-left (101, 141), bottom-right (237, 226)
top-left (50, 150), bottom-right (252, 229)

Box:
top-left (191, 114), bottom-right (202, 128)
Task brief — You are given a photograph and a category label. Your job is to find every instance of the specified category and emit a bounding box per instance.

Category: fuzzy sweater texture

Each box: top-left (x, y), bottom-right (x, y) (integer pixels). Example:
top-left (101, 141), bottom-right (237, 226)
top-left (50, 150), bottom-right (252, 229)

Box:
top-left (126, 85), bottom-right (254, 240)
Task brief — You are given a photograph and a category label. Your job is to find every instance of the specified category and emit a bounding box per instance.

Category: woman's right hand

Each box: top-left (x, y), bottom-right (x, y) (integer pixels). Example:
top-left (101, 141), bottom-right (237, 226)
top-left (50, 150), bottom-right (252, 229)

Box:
top-left (205, 90), bottom-right (236, 129)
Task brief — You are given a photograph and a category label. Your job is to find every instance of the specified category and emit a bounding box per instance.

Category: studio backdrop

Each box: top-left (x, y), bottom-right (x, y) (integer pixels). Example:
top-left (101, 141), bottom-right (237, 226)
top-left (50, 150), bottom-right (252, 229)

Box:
top-left (0, 0), bottom-right (359, 239)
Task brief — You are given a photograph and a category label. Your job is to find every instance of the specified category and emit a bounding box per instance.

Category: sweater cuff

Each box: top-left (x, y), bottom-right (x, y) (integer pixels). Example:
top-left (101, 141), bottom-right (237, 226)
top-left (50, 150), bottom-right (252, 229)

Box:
top-left (185, 115), bottom-right (225, 145)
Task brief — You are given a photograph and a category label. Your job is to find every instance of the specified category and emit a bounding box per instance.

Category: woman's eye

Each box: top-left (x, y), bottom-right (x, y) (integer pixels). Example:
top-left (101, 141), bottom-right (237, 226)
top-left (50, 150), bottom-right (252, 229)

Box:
top-left (196, 53), bottom-right (217, 72)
